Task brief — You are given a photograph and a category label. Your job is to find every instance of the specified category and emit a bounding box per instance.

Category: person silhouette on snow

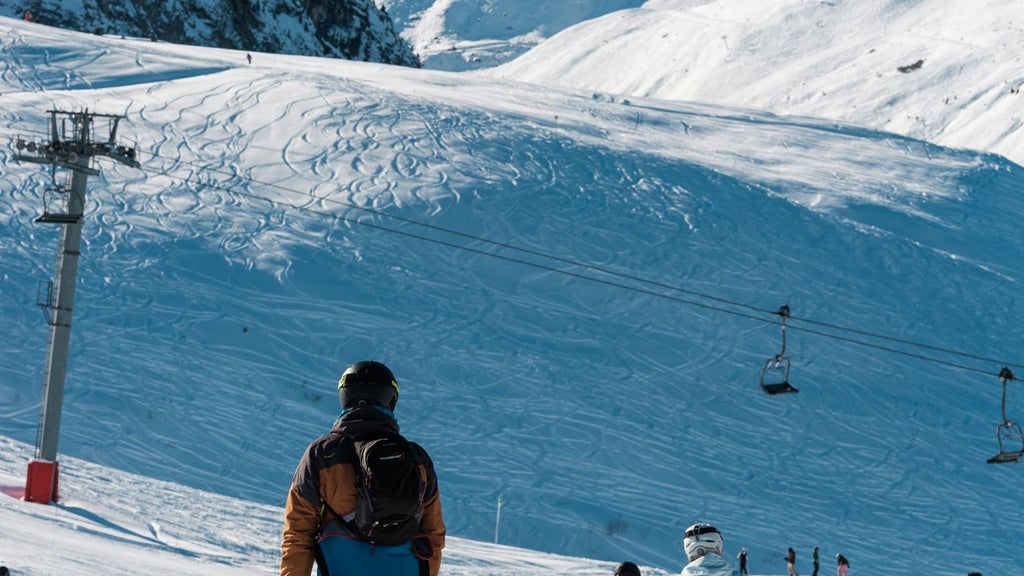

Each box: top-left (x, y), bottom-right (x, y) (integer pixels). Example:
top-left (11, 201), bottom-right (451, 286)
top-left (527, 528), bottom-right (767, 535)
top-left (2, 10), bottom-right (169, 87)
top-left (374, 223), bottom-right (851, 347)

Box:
top-left (812, 546), bottom-right (819, 576)
top-left (280, 360), bottom-right (446, 576)
top-left (681, 523), bottom-right (738, 576)
top-left (787, 547), bottom-right (799, 576)
top-left (737, 547), bottom-right (748, 575)
top-left (836, 553), bottom-right (849, 576)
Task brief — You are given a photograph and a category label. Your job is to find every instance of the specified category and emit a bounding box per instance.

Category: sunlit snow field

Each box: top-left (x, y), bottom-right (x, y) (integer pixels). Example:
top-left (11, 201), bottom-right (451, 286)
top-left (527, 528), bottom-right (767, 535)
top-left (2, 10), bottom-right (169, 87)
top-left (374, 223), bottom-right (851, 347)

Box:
top-left (2, 1), bottom-right (1023, 574)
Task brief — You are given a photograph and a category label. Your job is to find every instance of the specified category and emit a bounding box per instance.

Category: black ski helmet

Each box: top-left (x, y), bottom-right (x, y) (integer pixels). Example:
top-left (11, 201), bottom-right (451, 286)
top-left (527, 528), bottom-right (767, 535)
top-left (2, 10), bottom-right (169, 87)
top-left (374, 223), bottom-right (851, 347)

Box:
top-left (614, 561), bottom-right (642, 576)
top-left (338, 360), bottom-right (399, 410)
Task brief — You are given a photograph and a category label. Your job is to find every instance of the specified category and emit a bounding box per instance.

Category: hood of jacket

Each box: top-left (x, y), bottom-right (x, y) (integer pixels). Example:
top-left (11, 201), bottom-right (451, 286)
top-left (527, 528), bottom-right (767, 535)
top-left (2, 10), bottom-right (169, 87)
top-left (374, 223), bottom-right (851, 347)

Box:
top-left (681, 553), bottom-right (737, 576)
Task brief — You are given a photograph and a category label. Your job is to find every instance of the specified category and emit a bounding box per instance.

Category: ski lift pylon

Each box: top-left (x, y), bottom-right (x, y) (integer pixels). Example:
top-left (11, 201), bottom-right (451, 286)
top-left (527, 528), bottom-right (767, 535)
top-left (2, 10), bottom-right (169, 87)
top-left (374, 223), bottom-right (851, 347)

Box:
top-left (760, 305), bottom-right (798, 395)
top-left (987, 367), bottom-right (1023, 464)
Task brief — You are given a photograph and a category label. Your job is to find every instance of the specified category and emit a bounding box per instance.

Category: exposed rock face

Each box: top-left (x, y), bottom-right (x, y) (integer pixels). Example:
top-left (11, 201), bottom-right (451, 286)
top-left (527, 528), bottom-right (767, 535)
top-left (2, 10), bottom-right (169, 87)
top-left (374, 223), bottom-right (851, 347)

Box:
top-left (14, 0), bottom-right (420, 66)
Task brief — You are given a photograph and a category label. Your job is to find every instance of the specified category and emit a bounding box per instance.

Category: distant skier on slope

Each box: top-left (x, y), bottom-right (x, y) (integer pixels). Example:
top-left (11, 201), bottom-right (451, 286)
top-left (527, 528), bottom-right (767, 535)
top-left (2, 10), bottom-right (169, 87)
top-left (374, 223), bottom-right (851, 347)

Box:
top-left (787, 547), bottom-right (799, 576)
top-left (681, 523), bottom-right (738, 576)
top-left (836, 553), bottom-right (849, 576)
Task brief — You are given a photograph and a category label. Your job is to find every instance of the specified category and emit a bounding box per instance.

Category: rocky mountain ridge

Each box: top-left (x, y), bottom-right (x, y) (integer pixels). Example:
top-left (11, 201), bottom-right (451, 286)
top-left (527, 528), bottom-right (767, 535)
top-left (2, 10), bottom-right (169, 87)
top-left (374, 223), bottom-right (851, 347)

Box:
top-left (8, 0), bottom-right (419, 66)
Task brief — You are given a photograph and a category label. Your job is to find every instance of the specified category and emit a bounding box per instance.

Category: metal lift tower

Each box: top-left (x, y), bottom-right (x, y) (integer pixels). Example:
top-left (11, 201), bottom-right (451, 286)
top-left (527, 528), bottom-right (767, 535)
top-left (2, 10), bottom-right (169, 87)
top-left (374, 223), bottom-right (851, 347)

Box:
top-left (13, 110), bottom-right (139, 504)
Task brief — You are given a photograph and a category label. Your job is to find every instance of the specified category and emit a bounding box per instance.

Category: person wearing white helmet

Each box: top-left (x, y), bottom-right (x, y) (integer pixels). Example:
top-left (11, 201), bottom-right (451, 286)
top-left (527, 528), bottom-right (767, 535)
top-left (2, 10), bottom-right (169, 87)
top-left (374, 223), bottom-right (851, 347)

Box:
top-left (681, 523), bottom-right (738, 576)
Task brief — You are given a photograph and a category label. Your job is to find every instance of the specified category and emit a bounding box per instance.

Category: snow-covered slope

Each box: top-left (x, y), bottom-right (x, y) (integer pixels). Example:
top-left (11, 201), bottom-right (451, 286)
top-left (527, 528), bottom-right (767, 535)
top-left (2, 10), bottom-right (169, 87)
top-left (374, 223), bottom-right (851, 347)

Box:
top-left (1, 10), bottom-right (1022, 576)
top-left (488, 0), bottom-right (1024, 166)
top-left (0, 437), bottom-right (650, 575)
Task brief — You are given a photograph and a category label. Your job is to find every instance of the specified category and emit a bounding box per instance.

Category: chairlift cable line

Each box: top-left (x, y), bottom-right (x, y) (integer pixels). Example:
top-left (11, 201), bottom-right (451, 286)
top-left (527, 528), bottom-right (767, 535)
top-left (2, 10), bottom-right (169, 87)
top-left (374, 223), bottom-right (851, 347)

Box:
top-left (147, 155), bottom-right (770, 312)
top-left (5, 129), bottom-right (1017, 369)
top-left (123, 156), bottom-right (1020, 378)
top-left (787, 323), bottom-right (994, 376)
top-left (142, 163), bottom-right (774, 323)
top-left (145, 151), bottom-right (1024, 373)
top-left (5, 126), bottom-right (1019, 376)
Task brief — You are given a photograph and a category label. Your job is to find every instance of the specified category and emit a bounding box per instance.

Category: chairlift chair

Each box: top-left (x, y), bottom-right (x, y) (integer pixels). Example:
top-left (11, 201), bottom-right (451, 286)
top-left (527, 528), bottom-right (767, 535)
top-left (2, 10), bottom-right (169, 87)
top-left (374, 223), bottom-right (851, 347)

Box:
top-left (760, 305), bottom-right (798, 395)
top-left (34, 179), bottom-right (81, 224)
top-left (34, 185), bottom-right (80, 225)
top-left (988, 368), bottom-right (1023, 464)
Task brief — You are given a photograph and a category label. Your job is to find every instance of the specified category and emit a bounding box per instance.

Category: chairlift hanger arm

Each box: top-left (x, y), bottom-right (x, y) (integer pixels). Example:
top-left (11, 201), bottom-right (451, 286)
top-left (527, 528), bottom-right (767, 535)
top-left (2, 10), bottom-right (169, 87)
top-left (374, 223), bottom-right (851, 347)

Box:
top-left (998, 367), bottom-right (1016, 425)
top-left (775, 305), bottom-right (790, 358)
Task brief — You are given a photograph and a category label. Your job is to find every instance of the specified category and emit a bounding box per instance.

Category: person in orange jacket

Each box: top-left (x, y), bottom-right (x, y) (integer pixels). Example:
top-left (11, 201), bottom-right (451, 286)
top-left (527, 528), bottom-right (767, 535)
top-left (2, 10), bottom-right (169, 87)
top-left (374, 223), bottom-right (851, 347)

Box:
top-left (280, 360), bottom-right (445, 576)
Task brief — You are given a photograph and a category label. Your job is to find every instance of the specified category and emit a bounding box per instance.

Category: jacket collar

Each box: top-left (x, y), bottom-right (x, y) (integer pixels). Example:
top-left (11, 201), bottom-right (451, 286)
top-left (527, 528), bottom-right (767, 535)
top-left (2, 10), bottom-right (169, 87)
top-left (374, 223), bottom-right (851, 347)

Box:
top-left (331, 405), bottom-right (400, 439)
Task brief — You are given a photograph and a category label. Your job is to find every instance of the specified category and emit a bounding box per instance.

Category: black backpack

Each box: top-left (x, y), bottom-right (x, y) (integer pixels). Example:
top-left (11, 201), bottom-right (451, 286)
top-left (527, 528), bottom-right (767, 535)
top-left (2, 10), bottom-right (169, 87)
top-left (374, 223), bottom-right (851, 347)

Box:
top-left (345, 433), bottom-right (425, 546)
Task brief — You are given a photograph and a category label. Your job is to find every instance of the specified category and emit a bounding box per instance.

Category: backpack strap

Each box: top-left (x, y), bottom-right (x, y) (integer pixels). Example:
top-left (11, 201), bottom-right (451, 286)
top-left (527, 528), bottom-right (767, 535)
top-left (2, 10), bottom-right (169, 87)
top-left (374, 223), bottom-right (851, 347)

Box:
top-left (312, 538), bottom-right (330, 576)
top-left (312, 500), bottom-right (333, 576)
top-left (314, 435), bottom-right (373, 541)
top-left (317, 498), bottom-right (345, 531)
top-left (313, 435), bottom-right (356, 576)
top-left (412, 535), bottom-right (433, 576)
top-left (316, 488), bottom-right (367, 543)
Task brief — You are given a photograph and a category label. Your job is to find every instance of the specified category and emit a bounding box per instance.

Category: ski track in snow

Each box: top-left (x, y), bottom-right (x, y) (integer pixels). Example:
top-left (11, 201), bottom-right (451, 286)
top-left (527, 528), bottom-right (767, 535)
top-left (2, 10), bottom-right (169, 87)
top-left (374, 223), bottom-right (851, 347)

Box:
top-left (1, 13), bottom-right (1023, 575)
